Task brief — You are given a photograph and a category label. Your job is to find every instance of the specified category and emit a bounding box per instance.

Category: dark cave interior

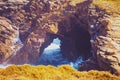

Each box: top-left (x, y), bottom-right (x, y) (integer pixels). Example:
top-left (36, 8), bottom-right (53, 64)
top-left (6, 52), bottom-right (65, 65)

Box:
top-left (60, 27), bottom-right (92, 61)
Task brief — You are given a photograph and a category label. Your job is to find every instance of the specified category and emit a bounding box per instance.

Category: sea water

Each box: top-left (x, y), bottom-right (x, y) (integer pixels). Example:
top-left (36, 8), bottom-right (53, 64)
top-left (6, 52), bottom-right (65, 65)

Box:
top-left (38, 38), bottom-right (83, 69)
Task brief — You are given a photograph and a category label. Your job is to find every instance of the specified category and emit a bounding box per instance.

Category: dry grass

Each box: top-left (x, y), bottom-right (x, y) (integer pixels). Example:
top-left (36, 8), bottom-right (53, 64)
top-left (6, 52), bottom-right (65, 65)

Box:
top-left (69, 0), bottom-right (86, 6)
top-left (0, 65), bottom-right (120, 80)
top-left (93, 0), bottom-right (120, 15)
top-left (69, 0), bottom-right (120, 15)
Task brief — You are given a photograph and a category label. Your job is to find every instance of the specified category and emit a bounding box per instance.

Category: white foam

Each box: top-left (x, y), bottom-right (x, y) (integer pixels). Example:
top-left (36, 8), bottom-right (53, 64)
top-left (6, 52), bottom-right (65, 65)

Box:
top-left (0, 64), bottom-right (10, 68)
top-left (44, 44), bottom-right (60, 50)
top-left (44, 38), bottom-right (60, 50)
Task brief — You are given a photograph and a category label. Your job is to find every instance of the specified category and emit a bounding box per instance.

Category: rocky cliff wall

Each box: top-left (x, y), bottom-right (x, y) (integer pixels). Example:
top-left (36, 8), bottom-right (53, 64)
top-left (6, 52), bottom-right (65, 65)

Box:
top-left (0, 17), bottom-right (21, 63)
top-left (0, 0), bottom-right (120, 76)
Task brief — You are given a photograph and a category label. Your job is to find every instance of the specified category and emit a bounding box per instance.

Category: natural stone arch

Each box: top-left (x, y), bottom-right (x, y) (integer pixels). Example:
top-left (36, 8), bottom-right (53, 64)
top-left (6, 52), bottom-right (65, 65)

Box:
top-left (39, 26), bottom-right (92, 62)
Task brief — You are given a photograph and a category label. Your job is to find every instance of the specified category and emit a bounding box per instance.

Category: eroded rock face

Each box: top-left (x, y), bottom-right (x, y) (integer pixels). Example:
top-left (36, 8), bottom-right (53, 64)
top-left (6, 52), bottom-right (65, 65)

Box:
top-left (78, 1), bottom-right (120, 76)
top-left (7, 0), bottom-right (91, 64)
top-left (0, 17), bottom-right (21, 63)
top-left (6, 0), bottom-right (68, 64)
top-left (94, 16), bottom-right (120, 76)
top-left (0, 0), bottom-right (29, 19)
top-left (0, 0), bottom-right (120, 76)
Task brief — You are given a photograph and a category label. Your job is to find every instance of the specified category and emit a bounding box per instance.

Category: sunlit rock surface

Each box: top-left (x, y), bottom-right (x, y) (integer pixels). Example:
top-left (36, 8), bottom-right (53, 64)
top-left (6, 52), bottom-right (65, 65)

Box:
top-left (78, 0), bottom-right (120, 76)
top-left (0, 17), bottom-right (21, 63)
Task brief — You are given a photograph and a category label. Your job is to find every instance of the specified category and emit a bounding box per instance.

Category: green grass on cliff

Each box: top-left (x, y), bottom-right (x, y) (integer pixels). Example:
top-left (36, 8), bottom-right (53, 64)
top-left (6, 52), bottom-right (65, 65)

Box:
top-left (0, 65), bottom-right (120, 80)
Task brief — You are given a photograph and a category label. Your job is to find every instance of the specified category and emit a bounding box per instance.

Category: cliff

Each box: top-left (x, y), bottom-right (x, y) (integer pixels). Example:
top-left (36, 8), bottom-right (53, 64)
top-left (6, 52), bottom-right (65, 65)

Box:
top-left (0, 0), bottom-right (120, 77)
top-left (0, 17), bottom-right (21, 63)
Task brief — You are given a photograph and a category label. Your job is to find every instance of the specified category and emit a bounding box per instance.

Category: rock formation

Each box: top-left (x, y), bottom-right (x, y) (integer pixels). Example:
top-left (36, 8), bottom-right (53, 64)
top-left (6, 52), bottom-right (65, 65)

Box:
top-left (77, 0), bottom-right (120, 76)
top-left (0, 17), bottom-right (21, 63)
top-left (0, 0), bottom-right (120, 76)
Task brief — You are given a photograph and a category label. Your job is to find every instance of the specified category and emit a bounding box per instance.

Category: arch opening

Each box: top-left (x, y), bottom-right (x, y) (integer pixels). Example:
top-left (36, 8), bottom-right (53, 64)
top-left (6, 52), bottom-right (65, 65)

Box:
top-left (37, 26), bottom-right (92, 69)
top-left (38, 38), bottom-right (69, 66)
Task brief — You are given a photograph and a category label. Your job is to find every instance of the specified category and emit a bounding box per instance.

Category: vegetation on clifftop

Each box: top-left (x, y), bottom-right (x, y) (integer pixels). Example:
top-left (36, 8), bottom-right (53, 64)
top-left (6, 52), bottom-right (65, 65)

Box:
top-left (69, 0), bottom-right (86, 6)
top-left (93, 0), bottom-right (120, 15)
top-left (68, 0), bottom-right (120, 15)
top-left (0, 65), bottom-right (119, 80)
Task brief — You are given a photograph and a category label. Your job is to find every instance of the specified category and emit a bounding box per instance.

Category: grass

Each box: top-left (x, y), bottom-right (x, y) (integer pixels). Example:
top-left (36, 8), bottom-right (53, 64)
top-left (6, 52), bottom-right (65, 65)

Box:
top-left (69, 0), bottom-right (86, 6)
top-left (68, 0), bottom-right (120, 15)
top-left (93, 0), bottom-right (120, 15)
top-left (0, 65), bottom-right (119, 80)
